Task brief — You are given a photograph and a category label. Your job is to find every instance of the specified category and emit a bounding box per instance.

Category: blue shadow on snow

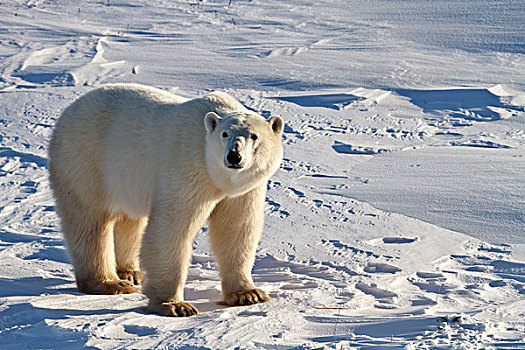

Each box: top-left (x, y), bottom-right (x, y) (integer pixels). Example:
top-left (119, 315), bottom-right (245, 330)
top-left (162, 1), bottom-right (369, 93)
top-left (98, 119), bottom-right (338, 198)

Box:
top-left (273, 93), bottom-right (364, 110)
top-left (395, 88), bottom-right (524, 120)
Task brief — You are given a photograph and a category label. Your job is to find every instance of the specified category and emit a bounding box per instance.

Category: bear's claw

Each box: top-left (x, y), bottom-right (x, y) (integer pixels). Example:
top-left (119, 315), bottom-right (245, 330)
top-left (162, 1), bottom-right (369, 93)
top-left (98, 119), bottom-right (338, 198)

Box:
top-left (78, 279), bottom-right (138, 295)
top-left (220, 288), bottom-right (270, 307)
top-left (144, 301), bottom-right (199, 317)
top-left (117, 269), bottom-right (142, 285)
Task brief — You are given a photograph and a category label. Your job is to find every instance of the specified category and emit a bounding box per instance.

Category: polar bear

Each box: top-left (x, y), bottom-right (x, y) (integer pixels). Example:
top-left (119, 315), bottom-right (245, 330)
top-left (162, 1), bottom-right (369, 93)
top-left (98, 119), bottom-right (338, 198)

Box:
top-left (48, 84), bottom-right (284, 317)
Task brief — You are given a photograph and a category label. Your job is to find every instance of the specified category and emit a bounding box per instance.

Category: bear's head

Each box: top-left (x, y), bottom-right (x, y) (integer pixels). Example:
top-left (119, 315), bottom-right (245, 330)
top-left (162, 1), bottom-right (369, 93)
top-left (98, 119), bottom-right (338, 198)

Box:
top-left (204, 110), bottom-right (284, 196)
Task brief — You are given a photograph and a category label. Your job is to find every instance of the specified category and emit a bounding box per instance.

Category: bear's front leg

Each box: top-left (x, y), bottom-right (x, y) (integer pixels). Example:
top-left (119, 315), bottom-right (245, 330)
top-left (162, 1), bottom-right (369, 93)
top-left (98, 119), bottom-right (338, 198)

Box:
top-left (140, 196), bottom-right (217, 317)
top-left (209, 185), bottom-right (270, 307)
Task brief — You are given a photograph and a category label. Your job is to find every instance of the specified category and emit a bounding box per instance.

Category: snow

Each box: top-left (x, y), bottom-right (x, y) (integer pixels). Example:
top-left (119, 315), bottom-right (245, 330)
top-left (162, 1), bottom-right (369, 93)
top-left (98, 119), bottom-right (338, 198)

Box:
top-left (1, 0), bottom-right (524, 349)
top-left (346, 146), bottom-right (524, 245)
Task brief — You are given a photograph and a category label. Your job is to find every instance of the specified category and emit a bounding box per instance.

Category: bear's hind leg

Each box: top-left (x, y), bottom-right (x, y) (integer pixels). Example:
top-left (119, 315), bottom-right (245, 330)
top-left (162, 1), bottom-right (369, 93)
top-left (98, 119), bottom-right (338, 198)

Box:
top-left (209, 185), bottom-right (269, 307)
top-left (114, 215), bottom-right (147, 285)
top-left (61, 208), bottom-right (138, 295)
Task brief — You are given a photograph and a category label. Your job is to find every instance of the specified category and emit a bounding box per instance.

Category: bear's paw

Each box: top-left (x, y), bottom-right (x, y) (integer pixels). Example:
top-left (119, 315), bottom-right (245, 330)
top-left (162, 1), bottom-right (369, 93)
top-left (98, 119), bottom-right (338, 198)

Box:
top-left (144, 301), bottom-right (199, 317)
top-left (117, 269), bottom-right (142, 285)
top-left (220, 288), bottom-right (270, 307)
top-left (78, 279), bottom-right (139, 295)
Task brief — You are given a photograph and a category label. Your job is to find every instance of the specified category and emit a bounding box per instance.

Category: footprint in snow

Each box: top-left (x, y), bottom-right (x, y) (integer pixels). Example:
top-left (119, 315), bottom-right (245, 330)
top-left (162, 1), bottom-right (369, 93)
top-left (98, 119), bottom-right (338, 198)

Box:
top-left (382, 236), bottom-right (418, 244)
top-left (411, 271), bottom-right (447, 294)
top-left (411, 296), bottom-right (436, 306)
top-left (434, 131), bottom-right (464, 140)
top-left (257, 47), bottom-right (308, 59)
top-left (20, 180), bottom-right (38, 194)
top-left (254, 255), bottom-right (342, 288)
top-left (285, 187), bottom-right (305, 199)
top-left (321, 239), bottom-right (380, 259)
top-left (123, 325), bottom-right (156, 337)
top-left (416, 272), bottom-right (444, 279)
top-left (355, 282), bottom-right (397, 303)
top-left (477, 243), bottom-right (511, 254)
top-left (364, 262), bottom-right (401, 274)
top-left (265, 198), bottom-right (290, 218)
top-left (332, 141), bottom-right (389, 155)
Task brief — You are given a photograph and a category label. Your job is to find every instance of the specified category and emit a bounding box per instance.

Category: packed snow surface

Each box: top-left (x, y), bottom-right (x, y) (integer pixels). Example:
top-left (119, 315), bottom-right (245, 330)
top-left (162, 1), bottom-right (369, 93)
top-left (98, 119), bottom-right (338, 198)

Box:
top-left (0, 0), bottom-right (524, 349)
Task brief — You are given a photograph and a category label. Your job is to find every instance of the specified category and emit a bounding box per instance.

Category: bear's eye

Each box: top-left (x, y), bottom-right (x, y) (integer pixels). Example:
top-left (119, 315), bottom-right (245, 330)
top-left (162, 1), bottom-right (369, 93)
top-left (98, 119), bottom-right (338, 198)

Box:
top-left (251, 133), bottom-right (258, 141)
top-left (222, 132), bottom-right (229, 138)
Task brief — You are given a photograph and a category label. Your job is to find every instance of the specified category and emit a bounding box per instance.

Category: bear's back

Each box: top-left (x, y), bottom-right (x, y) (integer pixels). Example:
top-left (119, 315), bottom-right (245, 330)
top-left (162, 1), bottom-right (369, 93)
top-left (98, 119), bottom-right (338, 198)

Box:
top-left (49, 84), bottom-right (197, 217)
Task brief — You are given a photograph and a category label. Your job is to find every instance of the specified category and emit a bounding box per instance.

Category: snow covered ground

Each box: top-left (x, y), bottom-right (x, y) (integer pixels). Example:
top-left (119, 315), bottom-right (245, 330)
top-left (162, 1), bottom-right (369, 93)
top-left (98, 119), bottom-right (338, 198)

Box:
top-left (1, 0), bottom-right (524, 349)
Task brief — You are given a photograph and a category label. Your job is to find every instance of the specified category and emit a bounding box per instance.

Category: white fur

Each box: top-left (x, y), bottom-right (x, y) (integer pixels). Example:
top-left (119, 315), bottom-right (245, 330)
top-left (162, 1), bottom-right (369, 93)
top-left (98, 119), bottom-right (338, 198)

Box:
top-left (48, 84), bottom-right (283, 315)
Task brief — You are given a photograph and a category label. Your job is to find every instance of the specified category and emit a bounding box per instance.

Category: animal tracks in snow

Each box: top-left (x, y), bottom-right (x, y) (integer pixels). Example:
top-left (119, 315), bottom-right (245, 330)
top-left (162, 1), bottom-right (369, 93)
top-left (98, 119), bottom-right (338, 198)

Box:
top-left (265, 198), bottom-right (290, 218)
top-left (270, 85), bottom-right (523, 158)
top-left (355, 282), bottom-right (398, 303)
top-left (266, 176), bottom-right (384, 227)
top-left (363, 262), bottom-right (401, 274)
top-left (382, 236), bottom-right (418, 244)
top-left (256, 47), bottom-right (308, 58)
top-left (366, 236), bottom-right (419, 245)
top-left (321, 239), bottom-right (379, 260)
top-left (332, 141), bottom-right (389, 155)
top-left (0, 0), bottom-right (524, 348)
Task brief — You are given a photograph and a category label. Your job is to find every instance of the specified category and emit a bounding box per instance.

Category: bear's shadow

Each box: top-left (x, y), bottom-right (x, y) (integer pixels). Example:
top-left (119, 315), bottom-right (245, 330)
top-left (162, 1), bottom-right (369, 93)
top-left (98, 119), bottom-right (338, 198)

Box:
top-left (0, 276), bottom-right (78, 297)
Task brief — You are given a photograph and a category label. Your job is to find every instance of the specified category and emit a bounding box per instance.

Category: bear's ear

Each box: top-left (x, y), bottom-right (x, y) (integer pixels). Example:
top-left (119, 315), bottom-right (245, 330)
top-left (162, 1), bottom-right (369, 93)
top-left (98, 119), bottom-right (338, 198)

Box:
top-left (204, 112), bottom-right (222, 134)
top-left (268, 116), bottom-right (284, 135)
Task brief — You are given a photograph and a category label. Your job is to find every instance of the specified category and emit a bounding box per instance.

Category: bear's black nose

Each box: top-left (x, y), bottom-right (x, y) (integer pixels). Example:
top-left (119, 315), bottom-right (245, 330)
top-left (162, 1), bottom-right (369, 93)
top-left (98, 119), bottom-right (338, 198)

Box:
top-left (227, 151), bottom-right (242, 166)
